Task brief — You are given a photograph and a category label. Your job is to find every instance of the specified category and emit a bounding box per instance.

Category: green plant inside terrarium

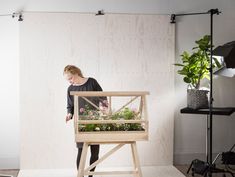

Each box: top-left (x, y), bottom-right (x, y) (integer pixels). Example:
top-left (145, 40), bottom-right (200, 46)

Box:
top-left (78, 106), bottom-right (144, 132)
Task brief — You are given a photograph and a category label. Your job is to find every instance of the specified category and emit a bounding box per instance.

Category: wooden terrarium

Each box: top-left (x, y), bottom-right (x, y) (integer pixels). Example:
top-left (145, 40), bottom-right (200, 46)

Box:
top-left (70, 91), bottom-right (149, 143)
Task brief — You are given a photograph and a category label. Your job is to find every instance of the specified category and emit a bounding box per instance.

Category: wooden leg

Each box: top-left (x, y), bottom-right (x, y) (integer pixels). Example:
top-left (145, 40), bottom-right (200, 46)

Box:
top-left (77, 142), bottom-right (89, 177)
top-left (131, 143), bottom-right (138, 177)
top-left (131, 142), bottom-right (142, 177)
top-left (77, 142), bottom-right (142, 177)
top-left (130, 143), bottom-right (138, 177)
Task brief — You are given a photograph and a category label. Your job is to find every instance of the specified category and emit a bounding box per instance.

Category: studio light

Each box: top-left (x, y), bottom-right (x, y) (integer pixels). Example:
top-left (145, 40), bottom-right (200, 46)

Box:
top-left (213, 41), bottom-right (235, 77)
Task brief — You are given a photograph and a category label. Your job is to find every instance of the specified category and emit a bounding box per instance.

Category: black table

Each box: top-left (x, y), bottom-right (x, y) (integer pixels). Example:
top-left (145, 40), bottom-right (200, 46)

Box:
top-left (180, 107), bottom-right (235, 116)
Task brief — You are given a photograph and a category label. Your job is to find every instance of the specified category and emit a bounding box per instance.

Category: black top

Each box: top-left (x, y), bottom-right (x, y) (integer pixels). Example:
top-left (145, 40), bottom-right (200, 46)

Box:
top-left (67, 77), bottom-right (104, 115)
top-left (180, 107), bottom-right (235, 116)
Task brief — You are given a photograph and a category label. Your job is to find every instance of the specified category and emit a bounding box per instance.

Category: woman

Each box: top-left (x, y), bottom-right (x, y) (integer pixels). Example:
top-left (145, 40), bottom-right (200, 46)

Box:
top-left (64, 65), bottom-right (104, 177)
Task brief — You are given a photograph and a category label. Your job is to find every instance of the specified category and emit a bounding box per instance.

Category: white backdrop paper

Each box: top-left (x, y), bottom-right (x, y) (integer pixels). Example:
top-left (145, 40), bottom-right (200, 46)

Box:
top-left (20, 13), bottom-right (175, 169)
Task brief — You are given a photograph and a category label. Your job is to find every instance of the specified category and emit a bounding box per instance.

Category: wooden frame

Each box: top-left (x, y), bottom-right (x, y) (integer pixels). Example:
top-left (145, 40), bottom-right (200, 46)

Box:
top-left (70, 91), bottom-right (149, 142)
top-left (70, 91), bottom-right (149, 177)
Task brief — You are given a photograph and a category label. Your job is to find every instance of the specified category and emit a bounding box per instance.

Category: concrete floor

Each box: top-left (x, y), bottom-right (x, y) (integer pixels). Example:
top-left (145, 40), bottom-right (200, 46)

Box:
top-left (2, 165), bottom-right (234, 177)
top-left (10, 166), bottom-right (185, 177)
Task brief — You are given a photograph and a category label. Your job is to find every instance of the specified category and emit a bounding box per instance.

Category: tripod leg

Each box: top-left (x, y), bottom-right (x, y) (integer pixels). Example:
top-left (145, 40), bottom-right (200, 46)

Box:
top-left (192, 167), bottom-right (195, 177)
top-left (224, 171), bottom-right (234, 177)
top-left (228, 171), bottom-right (234, 177)
top-left (229, 144), bottom-right (235, 152)
top-left (187, 160), bottom-right (193, 174)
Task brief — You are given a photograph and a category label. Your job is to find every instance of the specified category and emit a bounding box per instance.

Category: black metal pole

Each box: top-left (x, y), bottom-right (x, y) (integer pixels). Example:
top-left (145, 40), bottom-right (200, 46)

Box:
top-left (174, 12), bottom-right (209, 16)
top-left (208, 9), bottom-right (214, 177)
top-left (170, 11), bottom-right (209, 23)
top-left (171, 9), bottom-right (221, 177)
top-left (208, 9), bottom-right (220, 177)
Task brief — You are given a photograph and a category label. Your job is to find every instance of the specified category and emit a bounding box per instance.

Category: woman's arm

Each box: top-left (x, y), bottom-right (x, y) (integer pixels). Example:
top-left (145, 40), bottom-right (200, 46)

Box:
top-left (66, 87), bottom-right (74, 122)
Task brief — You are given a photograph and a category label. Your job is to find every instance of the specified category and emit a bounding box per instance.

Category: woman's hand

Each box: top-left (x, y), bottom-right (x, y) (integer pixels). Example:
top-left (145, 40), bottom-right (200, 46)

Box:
top-left (66, 113), bottom-right (73, 123)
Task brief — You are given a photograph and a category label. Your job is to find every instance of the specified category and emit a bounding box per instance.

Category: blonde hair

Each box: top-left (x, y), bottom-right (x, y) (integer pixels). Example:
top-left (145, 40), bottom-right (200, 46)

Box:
top-left (63, 65), bottom-right (84, 77)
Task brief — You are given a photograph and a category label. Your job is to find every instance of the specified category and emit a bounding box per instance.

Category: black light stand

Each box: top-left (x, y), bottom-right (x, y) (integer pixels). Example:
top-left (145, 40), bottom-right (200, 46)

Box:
top-left (170, 9), bottom-right (235, 177)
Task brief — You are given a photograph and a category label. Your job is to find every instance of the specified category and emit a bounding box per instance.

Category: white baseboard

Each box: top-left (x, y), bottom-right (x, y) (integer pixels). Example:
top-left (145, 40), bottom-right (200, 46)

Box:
top-left (18, 166), bottom-right (185, 177)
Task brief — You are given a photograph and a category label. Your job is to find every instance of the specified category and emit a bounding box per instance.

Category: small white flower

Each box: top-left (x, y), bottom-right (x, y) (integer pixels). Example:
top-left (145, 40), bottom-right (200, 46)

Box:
top-left (95, 127), bottom-right (100, 131)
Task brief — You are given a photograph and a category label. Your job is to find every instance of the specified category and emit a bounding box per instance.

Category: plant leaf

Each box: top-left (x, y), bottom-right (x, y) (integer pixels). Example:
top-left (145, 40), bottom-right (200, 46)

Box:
top-left (183, 77), bottom-right (191, 83)
top-left (174, 63), bottom-right (185, 67)
top-left (213, 57), bottom-right (222, 68)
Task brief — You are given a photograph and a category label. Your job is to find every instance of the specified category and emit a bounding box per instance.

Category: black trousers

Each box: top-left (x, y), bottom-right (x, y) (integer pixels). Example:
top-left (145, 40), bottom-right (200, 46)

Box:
top-left (77, 144), bottom-right (100, 177)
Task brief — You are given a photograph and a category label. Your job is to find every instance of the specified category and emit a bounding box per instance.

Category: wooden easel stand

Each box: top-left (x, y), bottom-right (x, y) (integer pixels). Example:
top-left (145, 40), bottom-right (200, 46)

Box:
top-left (77, 141), bottom-right (142, 177)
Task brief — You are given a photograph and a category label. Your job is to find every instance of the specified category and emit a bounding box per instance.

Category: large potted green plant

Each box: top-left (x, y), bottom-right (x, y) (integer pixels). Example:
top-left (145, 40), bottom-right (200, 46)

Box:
top-left (175, 35), bottom-right (221, 109)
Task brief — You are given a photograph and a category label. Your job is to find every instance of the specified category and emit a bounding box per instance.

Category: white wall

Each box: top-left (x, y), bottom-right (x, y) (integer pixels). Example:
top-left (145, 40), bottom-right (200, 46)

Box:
top-left (0, 0), bottom-right (235, 168)
top-left (0, 16), bottom-right (19, 168)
